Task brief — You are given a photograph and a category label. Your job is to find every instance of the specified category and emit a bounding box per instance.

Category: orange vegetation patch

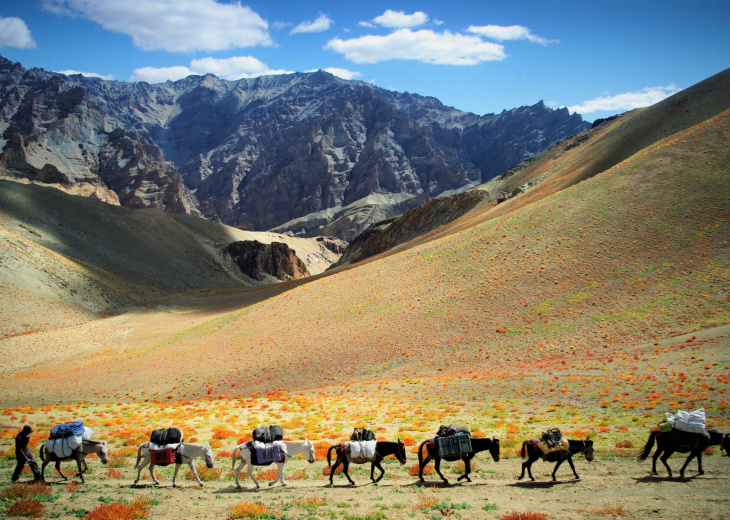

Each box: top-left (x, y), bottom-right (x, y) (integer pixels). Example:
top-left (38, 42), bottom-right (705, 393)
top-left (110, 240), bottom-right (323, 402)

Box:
top-left (83, 497), bottom-right (153, 520)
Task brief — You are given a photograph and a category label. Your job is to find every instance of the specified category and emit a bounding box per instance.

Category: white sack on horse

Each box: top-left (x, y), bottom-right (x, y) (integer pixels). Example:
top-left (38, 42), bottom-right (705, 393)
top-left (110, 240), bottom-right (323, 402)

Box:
top-left (82, 427), bottom-right (94, 441)
top-left (149, 442), bottom-right (181, 451)
top-left (45, 435), bottom-right (82, 458)
top-left (348, 440), bottom-right (377, 459)
top-left (667, 408), bottom-right (709, 438)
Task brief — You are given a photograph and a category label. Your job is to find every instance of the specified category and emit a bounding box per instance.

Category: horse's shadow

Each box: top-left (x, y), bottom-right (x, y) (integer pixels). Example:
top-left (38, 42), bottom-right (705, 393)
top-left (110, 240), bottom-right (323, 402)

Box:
top-left (324, 481), bottom-right (377, 489)
top-left (215, 485), bottom-right (263, 494)
top-left (508, 479), bottom-right (579, 488)
top-left (632, 474), bottom-right (702, 483)
top-left (411, 480), bottom-right (464, 488)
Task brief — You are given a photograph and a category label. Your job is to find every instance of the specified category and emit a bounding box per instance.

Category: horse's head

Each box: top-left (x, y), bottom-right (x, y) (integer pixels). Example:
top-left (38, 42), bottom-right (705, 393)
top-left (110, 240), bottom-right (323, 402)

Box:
top-left (203, 442), bottom-right (214, 469)
top-left (583, 438), bottom-right (594, 462)
top-left (99, 441), bottom-right (109, 465)
top-left (396, 439), bottom-right (407, 465)
top-left (305, 439), bottom-right (316, 464)
top-left (490, 437), bottom-right (501, 462)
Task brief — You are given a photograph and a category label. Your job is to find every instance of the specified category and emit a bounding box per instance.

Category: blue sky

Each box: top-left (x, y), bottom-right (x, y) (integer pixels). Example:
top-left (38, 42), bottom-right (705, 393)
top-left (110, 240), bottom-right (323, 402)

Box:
top-left (0, 0), bottom-right (728, 122)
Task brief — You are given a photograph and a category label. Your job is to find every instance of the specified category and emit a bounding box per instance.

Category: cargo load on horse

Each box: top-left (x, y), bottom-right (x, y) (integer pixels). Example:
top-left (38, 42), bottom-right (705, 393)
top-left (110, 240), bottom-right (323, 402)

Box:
top-left (148, 428), bottom-right (184, 466)
top-left (248, 425), bottom-right (286, 465)
top-left (666, 408), bottom-right (709, 438)
top-left (44, 421), bottom-right (93, 458)
top-left (433, 423), bottom-right (473, 457)
top-left (533, 428), bottom-right (566, 453)
top-left (344, 427), bottom-right (377, 462)
top-left (436, 423), bottom-right (471, 437)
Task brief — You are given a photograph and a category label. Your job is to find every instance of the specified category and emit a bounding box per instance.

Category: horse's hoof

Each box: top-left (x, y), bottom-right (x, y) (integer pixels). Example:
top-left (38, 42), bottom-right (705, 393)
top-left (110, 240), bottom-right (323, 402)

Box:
top-left (698, 471), bottom-right (705, 475)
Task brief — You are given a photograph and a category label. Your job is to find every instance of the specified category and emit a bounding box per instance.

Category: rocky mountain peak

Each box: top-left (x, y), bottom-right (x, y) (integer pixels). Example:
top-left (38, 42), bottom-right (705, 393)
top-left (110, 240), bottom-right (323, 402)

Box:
top-left (0, 55), bottom-right (590, 240)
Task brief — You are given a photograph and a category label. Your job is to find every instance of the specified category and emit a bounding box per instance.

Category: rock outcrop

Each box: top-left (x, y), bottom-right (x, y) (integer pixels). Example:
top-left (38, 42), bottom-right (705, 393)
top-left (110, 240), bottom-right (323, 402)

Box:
top-left (0, 55), bottom-right (590, 239)
top-left (224, 240), bottom-right (310, 282)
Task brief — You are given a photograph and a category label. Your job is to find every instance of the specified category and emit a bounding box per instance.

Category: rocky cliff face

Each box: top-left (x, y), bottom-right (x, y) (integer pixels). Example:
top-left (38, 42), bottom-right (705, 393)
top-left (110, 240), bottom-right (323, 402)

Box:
top-left (224, 240), bottom-right (310, 282)
top-left (0, 55), bottom-right (589, 240)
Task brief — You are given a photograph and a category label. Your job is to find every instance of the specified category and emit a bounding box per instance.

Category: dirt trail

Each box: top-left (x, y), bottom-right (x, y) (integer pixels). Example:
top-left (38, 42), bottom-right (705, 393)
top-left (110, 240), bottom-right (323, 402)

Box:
top-left (13, 455), bottom-right (729, 519)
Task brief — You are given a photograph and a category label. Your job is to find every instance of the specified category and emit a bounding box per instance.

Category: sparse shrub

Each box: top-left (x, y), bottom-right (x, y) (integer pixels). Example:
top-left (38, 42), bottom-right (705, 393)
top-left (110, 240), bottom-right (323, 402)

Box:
top-left (0, 482), bottom-right (52, 501)
top-left (298, 496), bottom-right (327, 507)
top-left (289, 470), bottom-right (308, 480)
top-left (83, 497), bottom-right (153, 520)
top-left (107, 454), bottom-right (130, 468)
top-left (483, 503), bottom-right (500, 511)
top-left (5, 499), bottom-right (46, 518)
top-left (107, 468), bottom-right (124, 479)
top-left (408, 463), bottom-right (434, 476)
top-left (322, 465), bottom-right (343, 475)
top-left (614, 440), bottom-right (633, 449)
top-left (416, 493), bottom-right (439, 509)
top-left (253, 468), bottom-right (279, 480)
top-left (228, 501), bottom-right (268, 519)
top-left (591, 504), bottom-right (627, 516)
top-left (185, 463), bottom-right (222, 481)
top-left (455, 460), bottom-right (476, 473)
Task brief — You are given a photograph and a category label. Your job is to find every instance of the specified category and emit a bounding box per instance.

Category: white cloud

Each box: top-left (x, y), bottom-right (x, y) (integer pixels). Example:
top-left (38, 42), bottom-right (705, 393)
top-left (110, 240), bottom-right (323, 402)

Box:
top-left (372, 10), bottom-right (429, 28)
top-left (433, 19), bottom-right (444, 26)
top-left (306, 67), bottom-right (362, 80)
top-left (42, 0), bottom-right (271, 52)
top-left (358, 21), bottom-right (376, 28)
top-left (131, 56), bottom-right (293, 83)
top-left (467, 24), bottom-right (556, 45)
top-left (567, 85), bottom-right (682, 114)
top-left (290, 14), bottom-right (333, 34)
top-left (56, 69), bottom-right (114, 80)
top-left (325, 29), bottom-right (505, 65)
top-left (0, 16), bottom-right (36, 49)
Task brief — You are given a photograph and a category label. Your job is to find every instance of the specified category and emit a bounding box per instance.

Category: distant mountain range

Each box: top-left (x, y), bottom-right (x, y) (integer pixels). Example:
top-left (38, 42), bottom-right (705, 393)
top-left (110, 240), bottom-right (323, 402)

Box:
top-left (0, 55), bottom-right (589, 240)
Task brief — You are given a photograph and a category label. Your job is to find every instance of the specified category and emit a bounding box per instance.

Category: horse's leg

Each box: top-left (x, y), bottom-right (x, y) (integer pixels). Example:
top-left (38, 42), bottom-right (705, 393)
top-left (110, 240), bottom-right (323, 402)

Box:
top-left (186, 460), bottom-right (204, 487)
top-left (269, 462), bottom-right (285, 487)
top-left (457, 456), bottom-right (472, 482)
top-left (679, 451), bottom-right (697, 478)
top-left (434, 457), bottom-right (449, 484)
top-left (696, 450), bottom-right (704, 475)
top-left (134, 458), bottom-right (147, 484)
top-left (76, 456), bottom-right (85, 483)
top-left (329, 458), bottom-right (342, 487)
top-left (234, 461), bottom-right (246, 488)
top-left (55, 460), bottom-right (68, 481)
top-left (372, 461), bottom-right (385, 483)
top-left (342, 461), bottom-right (355, 486)
top-left (659, 449), bottom-right (673, 478)
top-left (526, 456), bottom-right (537, 481)
top-left (651, 446), bottom-right (662, 475)
top-left (149, 463), bottom-right (161, 485)
top-left (566, 454), bottom-right (580, 480)
top-left (551, 458), bottom-right (565, 481)
top-left (419, 452), bottom-right (433, 482)
top-left (247, 463), bottom-right (260, 489)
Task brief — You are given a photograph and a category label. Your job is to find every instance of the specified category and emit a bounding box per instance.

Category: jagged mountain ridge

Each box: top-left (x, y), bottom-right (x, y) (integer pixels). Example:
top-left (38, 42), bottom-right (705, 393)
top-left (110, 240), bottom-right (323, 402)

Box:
top-left (0, 55), bottom-right (589, 240)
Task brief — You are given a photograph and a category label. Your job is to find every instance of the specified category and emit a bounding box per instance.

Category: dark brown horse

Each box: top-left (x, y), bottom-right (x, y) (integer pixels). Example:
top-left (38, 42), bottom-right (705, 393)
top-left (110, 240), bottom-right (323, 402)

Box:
top-left (518, 438), bottom-right (594, 481)
top-left (637, 428), bottom-right (728, 477)
top-left (39, 440), bottom-right (109, 483)
top-left (326, 440), bottom-right (406, 486)
top-left (417, 437), bottom-right (500, 484)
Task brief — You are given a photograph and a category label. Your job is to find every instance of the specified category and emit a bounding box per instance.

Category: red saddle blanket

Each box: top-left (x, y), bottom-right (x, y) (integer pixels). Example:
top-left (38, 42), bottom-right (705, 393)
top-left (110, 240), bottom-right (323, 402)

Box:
top-left (150, 447), bottom-right (180, 466)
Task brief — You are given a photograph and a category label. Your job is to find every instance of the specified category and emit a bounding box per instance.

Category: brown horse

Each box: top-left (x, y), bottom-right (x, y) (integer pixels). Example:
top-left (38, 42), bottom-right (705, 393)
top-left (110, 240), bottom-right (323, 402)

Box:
top-left (417, 437), bottom-right (500, 484)
top-left (326, 440), bottom-right (406, 486)
top-left (637, 428), bottom-right (728, 477)
top-left (40, 440), bottom-right (109, 483)
top-left (518, 438), bottom-right (594, 481)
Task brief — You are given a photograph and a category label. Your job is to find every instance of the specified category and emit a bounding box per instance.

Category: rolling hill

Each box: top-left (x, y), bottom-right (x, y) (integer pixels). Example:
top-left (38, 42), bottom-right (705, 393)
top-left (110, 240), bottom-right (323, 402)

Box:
top-left (1, 69), bottom-right (727, 407)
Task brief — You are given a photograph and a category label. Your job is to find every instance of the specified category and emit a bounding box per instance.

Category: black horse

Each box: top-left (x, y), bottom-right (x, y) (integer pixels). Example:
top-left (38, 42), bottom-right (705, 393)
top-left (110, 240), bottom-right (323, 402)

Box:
top-left (637, 428), bottom-right (728, 477)
top-left (417, 437), bottom-right (500, 484)
top-left (326, 440), bottom-right (406, 486)
top-left (518, 437), bottom-right (594, 481)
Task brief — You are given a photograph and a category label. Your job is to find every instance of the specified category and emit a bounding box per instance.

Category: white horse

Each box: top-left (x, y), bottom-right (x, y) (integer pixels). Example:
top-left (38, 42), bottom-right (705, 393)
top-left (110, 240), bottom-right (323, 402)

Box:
top-left (134, 442), bottom-right (214, 487)
top-left (231, 439), bottom-right (315, 488)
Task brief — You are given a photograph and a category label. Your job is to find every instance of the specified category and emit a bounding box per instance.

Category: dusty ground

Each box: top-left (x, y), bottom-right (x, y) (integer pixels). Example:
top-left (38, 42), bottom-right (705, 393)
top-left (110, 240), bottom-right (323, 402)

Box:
top-left (2, 452), bottom-right (729, 519)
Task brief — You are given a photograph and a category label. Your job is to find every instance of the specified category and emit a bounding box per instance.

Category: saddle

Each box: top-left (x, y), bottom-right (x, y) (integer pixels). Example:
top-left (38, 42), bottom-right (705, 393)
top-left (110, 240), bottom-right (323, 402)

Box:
top-left (149, 445), bottom-right (182, 466)
top-left (246, 441), bottom-right (284, 466)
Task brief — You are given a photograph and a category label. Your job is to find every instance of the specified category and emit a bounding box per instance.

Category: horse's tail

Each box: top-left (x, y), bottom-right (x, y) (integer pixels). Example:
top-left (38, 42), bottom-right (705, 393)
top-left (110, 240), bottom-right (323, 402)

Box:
top-left (134, 443), bottom-right (144, 468)
top-left (231, 446), bottom-right (240, 470)
top-left (520, 441), bottom-right (528, 459)
top-left (637, 431), bottom-right (658, 461)
top-left (327, 445), bottom-right (336, 468)
top-left (417, 440), bottom-right (428, 466)
top-left (40, 444), bottom-right (45, 462)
